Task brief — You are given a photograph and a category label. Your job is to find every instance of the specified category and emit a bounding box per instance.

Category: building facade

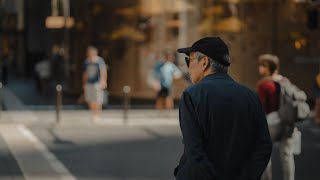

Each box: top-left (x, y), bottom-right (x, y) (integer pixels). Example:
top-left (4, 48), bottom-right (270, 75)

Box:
top-left (1, 0), bottom-right (319, 103)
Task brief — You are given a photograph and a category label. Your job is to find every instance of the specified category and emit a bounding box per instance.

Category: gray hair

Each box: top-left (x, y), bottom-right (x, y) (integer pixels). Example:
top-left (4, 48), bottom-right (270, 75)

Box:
top-left (195, 52), bottom-right (228, 73)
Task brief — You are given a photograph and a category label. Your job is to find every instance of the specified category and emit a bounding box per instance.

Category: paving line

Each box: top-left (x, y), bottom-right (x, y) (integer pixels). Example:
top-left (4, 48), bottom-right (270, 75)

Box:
top-left (0, 124), bottom-right (77, 180)
top-left (56, 118), bottom-right (180, 127)
top-left (17, 125), bottom-right (77, 179)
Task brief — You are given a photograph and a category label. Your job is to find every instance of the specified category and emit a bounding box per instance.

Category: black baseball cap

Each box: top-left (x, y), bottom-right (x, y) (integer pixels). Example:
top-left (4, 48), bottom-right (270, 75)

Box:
top-left (177, 37), bottom-right (231, 66)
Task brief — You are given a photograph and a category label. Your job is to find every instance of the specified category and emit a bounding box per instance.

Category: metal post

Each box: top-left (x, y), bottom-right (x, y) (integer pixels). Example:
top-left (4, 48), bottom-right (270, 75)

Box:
top-left (0, 82), bottom-right (2, 120)
top-left (56, 84), bottom-right (63, 124)
top-left (123, 86), bottom-right (131, 125)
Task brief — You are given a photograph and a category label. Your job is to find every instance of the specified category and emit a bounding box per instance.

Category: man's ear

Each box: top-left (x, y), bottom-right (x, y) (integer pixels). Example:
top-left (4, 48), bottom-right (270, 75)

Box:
top-left (202, 57), bottom-right (210, 71)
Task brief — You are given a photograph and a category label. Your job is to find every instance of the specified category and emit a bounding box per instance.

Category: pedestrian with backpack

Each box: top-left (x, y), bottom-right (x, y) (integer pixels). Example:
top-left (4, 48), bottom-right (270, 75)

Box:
top-left (258, 54), bottom-right (309, 180)
top-left (257, 55), bottom-right (281, 180)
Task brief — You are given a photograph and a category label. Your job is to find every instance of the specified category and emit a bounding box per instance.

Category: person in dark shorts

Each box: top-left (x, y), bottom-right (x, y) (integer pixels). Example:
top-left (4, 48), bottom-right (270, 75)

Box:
top-left (149, 51), bottom-right (182, 109)
top-left (83, 46), bottom-right (107, 122)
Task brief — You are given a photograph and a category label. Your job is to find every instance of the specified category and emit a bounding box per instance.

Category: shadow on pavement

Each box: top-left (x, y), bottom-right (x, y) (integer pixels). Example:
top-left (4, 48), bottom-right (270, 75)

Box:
top-left (20, 134), bottom-right (183, 180)
top-left (0, 135), bottom-right (24, 179)
top-left (48, 128), bottom-right (75, 146)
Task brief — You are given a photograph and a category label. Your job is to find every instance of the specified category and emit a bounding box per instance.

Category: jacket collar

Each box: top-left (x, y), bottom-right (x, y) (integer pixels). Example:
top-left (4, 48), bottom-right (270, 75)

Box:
top-left (201, 73), bottom-right (233, 82)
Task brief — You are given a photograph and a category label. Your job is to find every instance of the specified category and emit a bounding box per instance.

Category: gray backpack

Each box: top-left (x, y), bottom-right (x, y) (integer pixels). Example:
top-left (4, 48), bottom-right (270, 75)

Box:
top-left (276, 77), bottom-right (310, 124)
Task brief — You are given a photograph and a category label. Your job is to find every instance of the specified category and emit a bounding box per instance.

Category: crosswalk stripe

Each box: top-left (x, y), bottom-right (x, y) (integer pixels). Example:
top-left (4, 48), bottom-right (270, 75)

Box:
top-left (0, 124), bottom-right (77, 180)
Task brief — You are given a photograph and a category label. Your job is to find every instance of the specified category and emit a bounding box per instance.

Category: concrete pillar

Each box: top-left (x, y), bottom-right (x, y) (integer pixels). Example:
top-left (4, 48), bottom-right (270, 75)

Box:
top-left (178, 0), bottom-right (188, 66)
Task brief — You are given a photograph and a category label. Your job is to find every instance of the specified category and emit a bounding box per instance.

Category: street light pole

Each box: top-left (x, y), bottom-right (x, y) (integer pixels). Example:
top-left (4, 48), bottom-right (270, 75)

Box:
top-left (63, 0), bottom-right (70, 82)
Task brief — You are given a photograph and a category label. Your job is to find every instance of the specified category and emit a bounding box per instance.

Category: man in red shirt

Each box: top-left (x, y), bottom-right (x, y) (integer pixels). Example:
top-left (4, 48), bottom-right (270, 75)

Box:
top-left (257, 55), bottom-right (280, 114)
top-left (258, 54), bottom-right (295, 180)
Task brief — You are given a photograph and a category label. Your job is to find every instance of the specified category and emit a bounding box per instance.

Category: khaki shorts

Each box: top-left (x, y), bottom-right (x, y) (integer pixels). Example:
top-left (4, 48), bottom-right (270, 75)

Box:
top-left (85, 83), bottom-right (104, 104)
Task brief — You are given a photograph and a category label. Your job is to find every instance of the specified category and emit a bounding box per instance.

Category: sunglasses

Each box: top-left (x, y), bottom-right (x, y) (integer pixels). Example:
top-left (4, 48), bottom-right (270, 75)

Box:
top-left (185, 57), bottom-right (190, 68)
top-left (185, 56), bottom-right (204, 68)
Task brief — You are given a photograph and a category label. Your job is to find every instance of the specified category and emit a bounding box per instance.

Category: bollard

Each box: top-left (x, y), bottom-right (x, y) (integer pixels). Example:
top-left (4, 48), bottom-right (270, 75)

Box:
top-left (123, 86), bottom-right (131, 125)
top-left (0, 82), bottom-right (2, 120)
top-left (56, 84), bottom-right (63, 124)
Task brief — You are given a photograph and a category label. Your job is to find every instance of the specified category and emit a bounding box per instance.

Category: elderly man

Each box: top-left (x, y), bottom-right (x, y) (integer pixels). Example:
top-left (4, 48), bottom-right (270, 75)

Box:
top-left (174, 37), bottom-right (272, 180)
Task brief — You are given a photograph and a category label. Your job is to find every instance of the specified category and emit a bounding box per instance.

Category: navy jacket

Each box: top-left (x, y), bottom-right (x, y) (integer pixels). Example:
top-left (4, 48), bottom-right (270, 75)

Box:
top-left (175, 73), bottom-right (272, 180)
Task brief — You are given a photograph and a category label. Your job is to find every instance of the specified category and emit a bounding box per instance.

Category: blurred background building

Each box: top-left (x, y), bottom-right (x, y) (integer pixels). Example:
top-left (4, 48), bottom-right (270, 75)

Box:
top-left (0, 0), bottom-right (320, 106)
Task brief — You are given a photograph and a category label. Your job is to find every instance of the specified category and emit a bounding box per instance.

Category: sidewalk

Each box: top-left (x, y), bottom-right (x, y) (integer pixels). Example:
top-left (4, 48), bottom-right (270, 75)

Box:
top-left (4, 78), bottom-right (78, 106)
top-left (1, 109), bottom-right (180, 127)
top-left (1, 82), bottom-right (180, 126)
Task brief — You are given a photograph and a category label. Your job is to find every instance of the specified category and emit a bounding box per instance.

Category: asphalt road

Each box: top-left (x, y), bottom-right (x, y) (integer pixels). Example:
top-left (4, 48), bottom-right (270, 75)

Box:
top-left (29, 125), bottom-right (183, 180)
top-left (28, 120), bottom-right (320, 180)
top-left (0, 110), bottom-right (319, 180)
